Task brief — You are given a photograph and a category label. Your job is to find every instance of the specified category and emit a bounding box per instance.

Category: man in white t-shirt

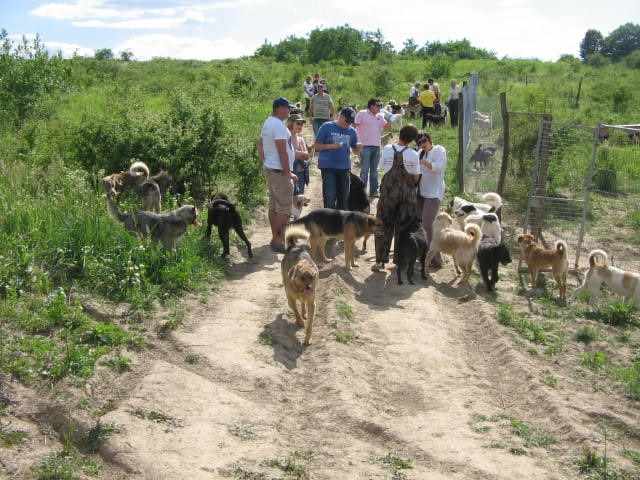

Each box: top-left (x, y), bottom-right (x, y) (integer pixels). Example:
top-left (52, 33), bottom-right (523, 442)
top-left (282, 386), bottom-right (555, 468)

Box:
top-left (417, 133), bottom-right (447, 268)
top-left (258, 97), bottom-right (296, 253)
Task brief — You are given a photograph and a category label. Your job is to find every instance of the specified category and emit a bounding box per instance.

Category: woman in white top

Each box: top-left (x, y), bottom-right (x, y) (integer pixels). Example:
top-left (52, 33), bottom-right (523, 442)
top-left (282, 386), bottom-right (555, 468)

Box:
top-left (418, 133), bottom-right (447, 268)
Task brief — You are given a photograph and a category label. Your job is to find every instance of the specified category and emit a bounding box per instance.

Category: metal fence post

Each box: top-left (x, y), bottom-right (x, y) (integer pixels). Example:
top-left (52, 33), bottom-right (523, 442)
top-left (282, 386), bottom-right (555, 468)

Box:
top-left (575, 124), bottom-right (600, 270)
top-left (497, 92), bottom-right (509, 196)
top-left (457, 91), bottom-right (464, 194)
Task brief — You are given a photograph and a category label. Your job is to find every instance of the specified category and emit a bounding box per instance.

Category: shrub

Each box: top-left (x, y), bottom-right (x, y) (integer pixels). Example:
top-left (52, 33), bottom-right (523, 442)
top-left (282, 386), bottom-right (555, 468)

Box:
top-left (575, 326), bottom-right (598, 344)
top-left (625, 50), bottom-right (640, 69)
top-left (581, 351), bottom-right (608, 371)
top-left (586, 53), bottom-right (610, 67)
top-left (429, 55), bottom-right (452, 79)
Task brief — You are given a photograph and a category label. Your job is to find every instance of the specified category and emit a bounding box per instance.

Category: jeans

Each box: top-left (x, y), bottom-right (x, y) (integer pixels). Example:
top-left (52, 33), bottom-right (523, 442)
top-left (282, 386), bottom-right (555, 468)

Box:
top-left (321, 168), bottom-right (350, 210)
top-left (360, 146), bottom-right (380, 195)
top-left (421, 106), bottom-right (435, 129)
top-left (312, 118), bottom-right (328, 137)
top-left (449, 99), bottom-right (459, 128)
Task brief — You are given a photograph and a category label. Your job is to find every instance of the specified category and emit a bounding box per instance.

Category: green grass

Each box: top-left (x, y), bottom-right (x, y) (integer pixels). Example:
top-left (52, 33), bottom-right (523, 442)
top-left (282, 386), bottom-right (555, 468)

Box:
top-left (542, 374), bottom-right (559, 388)
top-left (622, 448), bottom-right (640, 466)
top-left (581, 301), bottom-right (638, 328)
top-left (612, 359), bottom-right (640, 400)
top-left (497, 304), bottom-right (550, 345)
top-left (0, 425), bottom-right (28, 447)
top-left (32, 446), bottom-right (101, 480)
top-left (371, 452), bottom-right (414, 476)
top-left (103, 354), bottom-right (132, 373)
top-left (510, 419), bottom-right (557, 449)
top-left (335, 331), bottom-right (353, 344)
top-left (575, 326), bottom-right (600, 344)
top-left (335, 300), bottom-right (353, 322)
top-left (263, 450), bottom-right (312, 479)
top-left (581, 351), bottom-right (609, 372)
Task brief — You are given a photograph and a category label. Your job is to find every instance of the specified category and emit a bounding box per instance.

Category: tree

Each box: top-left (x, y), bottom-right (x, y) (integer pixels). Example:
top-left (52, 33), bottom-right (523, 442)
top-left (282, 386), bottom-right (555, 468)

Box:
top-left (602, 23), bottom-right (640, 61)
top-left (400, 38), bottom-right (418, 56)
top-left (579, 29), bottom-right (603, 62)
top-left (362, 29), bottom-right (394, 59)
top-left (119, 49), bottom-right (133, 61)
top-left (307, 25), bottom-right (363, 64)
top-left (94, 48), bottom-right (113, 60)
top-left (254, 40), bottom-right (276, 58)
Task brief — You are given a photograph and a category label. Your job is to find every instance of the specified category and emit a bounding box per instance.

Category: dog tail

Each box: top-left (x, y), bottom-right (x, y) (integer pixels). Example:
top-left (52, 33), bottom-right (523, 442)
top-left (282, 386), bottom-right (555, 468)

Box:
top-left (555, 240), bottom-right (568, 258)
top-left (481, 192), bottom-right (503, 211)
top-left (588, 249), bottom-right (609, 268)
top-left (464, 223), bottom-right (482, 247)
top-left (129, 161), bottom-right (150, 180)
top-left (284, 225), bottom-right (310, 250)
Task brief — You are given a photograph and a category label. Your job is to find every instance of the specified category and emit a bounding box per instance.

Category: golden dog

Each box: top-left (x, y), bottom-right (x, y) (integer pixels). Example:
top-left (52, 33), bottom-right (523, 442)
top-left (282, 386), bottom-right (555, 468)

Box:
top-left (282, 225), bottom-right (319, 346)
top-left (517, 233), bottom-right (568, 301)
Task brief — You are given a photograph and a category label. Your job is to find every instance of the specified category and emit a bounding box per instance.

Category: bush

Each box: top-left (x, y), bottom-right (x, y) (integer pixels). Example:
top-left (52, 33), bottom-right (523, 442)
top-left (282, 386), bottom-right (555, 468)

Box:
top-left (586, 53), bottom-right (610, 67)
top-left (625, 50), bottom-right (640, 69)
top-left (429, 55), bottom-right (452, 79)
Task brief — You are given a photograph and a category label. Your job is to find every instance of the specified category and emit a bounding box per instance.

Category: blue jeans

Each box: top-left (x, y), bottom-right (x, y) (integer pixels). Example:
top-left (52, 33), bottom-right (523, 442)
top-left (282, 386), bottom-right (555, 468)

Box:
top-left (360, 146), bottom-right (380, 195)
top-left (321, 168), bottom-right (350, 210)
top-left (313, 118), bottom-right (328, 137)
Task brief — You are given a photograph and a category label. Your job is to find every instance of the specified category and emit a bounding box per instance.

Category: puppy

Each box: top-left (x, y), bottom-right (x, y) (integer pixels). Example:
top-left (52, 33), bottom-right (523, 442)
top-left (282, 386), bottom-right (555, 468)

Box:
top-left (573, 249), bottom-right (640, 304)
top-left (291, 208), bottom-right (382, 270)
top-left (517, 233), bottom-right (568, 301)
top-left (347, 173), bottom-right (371, 251)
top-left (396, 221), bottom-right (428, 285)
top-left (204, 194), bottom-right (252, 258)
top-left (281, 226), bottom-right (319, 346)
top-left (477, 238), bottom-right (512, 291)
top-left (107, 195), bottom-right (197, 250)
top-left (425, 212), bottom-right (482, 283)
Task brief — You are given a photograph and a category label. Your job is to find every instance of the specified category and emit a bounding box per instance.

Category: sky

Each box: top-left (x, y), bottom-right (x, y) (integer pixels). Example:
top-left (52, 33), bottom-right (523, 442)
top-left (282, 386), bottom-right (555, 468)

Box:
top-left (1, 0), bottom-right (639, 61)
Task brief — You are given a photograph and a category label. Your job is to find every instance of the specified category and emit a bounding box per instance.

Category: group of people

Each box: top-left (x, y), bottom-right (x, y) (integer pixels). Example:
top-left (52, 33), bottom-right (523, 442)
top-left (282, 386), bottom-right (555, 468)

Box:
top-left (409, 79), bottom-right (461, 129)
top-left (259, 81), bottom-right (448, 274)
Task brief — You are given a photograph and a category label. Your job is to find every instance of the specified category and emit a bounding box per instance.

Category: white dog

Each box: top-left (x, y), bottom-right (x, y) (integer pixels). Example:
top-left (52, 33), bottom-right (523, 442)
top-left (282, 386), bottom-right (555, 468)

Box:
top-left (463, 212), bottom-right (502, 244)
top-left (452, 192), bottom-right (503, 229)
top-left (573, 250), bottom-right (640, 304)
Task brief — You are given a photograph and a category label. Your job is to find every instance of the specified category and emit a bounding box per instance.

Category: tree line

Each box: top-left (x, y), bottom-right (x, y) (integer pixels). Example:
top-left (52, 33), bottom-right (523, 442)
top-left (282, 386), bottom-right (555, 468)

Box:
top-left (254, 25), bottom-right (495, 65)
top-left (580, 23), bottom-right (640, 66)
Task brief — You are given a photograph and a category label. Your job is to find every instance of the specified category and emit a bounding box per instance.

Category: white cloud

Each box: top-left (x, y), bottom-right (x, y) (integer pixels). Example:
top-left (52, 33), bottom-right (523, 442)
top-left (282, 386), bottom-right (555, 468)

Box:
top-left (72, 17), bottom-right (199, 29)
top-left (115, 33), bottom-right (255, 60)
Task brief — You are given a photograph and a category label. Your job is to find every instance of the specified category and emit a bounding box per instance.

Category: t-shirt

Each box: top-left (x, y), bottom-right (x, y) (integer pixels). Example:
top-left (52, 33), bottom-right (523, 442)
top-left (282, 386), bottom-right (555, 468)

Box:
top-left (419, 89), bottom-right (435, 108)
top-left (355, 109), bottom-right (386, 147)
top-left (303, 81), bottom-right (315, 98)
top-left (311, 94), bottom-right (334, 120)
top-left (419, 145), bottom-right (447, 200)
top-left (381, 144), bottom-right (420, 175)
top-left (316, 121), bottom-right (358, 170)
top-left (261, 116), bottom-right (294, 171)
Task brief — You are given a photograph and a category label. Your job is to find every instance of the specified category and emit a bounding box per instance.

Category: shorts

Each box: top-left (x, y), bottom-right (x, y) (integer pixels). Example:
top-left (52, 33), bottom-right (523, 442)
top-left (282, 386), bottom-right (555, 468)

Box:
top-left (265, 168), bottom-right (294, 215)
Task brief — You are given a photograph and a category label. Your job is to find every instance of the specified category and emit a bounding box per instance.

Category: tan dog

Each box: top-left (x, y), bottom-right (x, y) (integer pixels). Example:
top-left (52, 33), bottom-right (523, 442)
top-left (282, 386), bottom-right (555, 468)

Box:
top-left (425, 212), bottom-right (482, 283)
top-left (102, 160), bottom-right (150, 198)
top-left (291, 208), bottom-right (382, 270)
top-left (573, 249), bottom-right (640, 304)
top-left (517, 233), bottom-right (568, 301)
top-left (281, 226), bottom-right (319, 345)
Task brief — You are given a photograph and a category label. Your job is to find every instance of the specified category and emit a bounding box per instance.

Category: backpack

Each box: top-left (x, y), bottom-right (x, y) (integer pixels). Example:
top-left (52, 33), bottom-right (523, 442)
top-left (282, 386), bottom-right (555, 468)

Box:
top-left (377, 145), bottom-right (419, 227)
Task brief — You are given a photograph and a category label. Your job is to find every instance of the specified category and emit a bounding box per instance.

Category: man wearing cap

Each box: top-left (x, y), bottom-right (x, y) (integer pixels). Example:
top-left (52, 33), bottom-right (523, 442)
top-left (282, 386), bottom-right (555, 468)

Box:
top-left (258, 97), bottom-right (297, 253)
top-left (314, 107), bottom-right (361, 210)
top-left (310, 83), bottom-right (335, 136)
top-left (354, 98), bottom-right (389, 198)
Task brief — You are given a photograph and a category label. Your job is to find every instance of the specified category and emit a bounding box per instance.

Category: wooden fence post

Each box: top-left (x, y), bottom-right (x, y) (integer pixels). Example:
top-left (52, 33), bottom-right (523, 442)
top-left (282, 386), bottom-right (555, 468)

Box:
top-left (497, 92), bottom-right (510, 196)
top-left (457, 92), bottom-right (464, 194)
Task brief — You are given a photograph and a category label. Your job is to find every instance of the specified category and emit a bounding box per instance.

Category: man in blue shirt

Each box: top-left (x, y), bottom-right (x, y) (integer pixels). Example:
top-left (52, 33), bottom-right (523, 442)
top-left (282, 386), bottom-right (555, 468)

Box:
top-left (314, 107), bottom-right (361, 210)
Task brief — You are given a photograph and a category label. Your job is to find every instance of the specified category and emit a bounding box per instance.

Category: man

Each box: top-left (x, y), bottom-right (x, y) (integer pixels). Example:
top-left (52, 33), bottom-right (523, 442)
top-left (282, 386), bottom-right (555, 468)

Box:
top-left (303, 76), bottom-right (314, 115)
top-left (418, 133), bottom-right (447, 268)
top-left (372, 125), bottom-right (421, 272)
top-left (315, 107), bottom-right (361, 210)
top-left (258, 97), bottom-right (297, 253)
top-left (312, 72), bottom-right (321, 94)
top-left (409, 82), bottom-right (420, 101)
top-left (354, 98), bottom-right (389, 198)
top-left (419, 82), bottom-right (436, 129)
top-left (310, 83), bottom-right (335, 136)
top-left (447, 80), bottom-right (460, 128)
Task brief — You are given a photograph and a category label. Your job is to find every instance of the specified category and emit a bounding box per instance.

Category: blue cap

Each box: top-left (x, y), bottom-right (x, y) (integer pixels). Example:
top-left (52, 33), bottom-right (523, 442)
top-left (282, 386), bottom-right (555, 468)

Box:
top-left (272, 97), bottom-right (292, 109)
top-left (339, 107), bottom-right (356, 124)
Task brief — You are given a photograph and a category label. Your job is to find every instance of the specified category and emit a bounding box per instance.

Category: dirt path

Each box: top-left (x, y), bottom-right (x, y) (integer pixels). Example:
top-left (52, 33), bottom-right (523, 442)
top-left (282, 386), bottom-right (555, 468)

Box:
top-left (101, 129), bottom-right (581, 480)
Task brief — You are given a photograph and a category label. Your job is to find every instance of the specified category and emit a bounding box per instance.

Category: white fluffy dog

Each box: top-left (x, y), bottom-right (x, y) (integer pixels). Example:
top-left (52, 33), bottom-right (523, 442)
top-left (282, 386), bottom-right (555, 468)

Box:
top-left (465, 212), bottom-right (502, 244)
top-left (425, 212), bottom-right (482, 284)
top-left (452, 192), bottom-right (503, 229)
top-left (573, 250), bottom-right (640, 304)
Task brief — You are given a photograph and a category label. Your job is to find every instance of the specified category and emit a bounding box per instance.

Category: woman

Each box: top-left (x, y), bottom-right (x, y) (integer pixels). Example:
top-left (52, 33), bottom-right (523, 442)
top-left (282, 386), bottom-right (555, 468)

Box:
top-left (417, 133), bottom-right (448, 269)
top-left (287, 114), bottom-right (310, 195)
top-left (447, 80), bottom-right (460, 127)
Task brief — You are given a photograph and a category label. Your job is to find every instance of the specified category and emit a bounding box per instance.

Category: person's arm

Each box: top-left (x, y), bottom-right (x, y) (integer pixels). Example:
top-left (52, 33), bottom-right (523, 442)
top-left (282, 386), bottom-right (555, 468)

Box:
top-left (314, 124), bottom-right (340, 151)
top-left (350, 131), bottom-right (362, 155)
top-left (382, 116), bottom-right (391, 130)
top-left (274, 139), bottom-right (297, 181)
top-left (310, 96), bottom-right (315, 117)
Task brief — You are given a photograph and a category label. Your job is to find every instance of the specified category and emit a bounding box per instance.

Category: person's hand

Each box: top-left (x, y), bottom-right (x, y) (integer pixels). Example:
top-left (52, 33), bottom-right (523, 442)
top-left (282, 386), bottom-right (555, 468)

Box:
top-left (288, 172), bottom-right (298, 182)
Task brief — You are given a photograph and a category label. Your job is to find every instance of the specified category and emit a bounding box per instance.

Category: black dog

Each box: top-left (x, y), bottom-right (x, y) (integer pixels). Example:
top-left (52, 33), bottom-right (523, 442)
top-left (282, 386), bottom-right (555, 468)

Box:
top-left (476, 238), bottom-right (512, 291)
top-left (348, 172), bottom-right (370, 213)
top-left (396, 221), bottom-right (428, 285)
top-left (204, 194), bottom-right (253, 258)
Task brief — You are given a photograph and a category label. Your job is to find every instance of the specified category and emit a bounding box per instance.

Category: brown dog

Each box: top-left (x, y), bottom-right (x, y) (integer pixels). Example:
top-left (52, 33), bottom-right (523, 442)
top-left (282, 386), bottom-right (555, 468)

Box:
top-left (517, 233), bottom-right (569, 301)
top-left (102, 160), bottom-right (150, 198)
top-left (291, 208), bottom-right (382, 270)
top-left (281, 225), bottom-right (319, 346)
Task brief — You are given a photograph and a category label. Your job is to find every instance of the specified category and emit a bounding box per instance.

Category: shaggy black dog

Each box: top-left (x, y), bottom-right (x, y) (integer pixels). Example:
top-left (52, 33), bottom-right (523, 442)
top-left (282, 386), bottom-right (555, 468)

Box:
top-left (476, 238), bottom-right (512, 291)
top-left (204, 194), bottom-right (253, 258)
top-left (347, 172), bottom-right (370, 213)
top-left (396, 221), bottom-right (428, 285)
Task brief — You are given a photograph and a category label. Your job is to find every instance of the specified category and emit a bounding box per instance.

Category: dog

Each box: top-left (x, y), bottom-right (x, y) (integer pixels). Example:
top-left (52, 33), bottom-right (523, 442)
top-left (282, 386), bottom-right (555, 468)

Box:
top-left (461, 213), bottom-right (502, 244)
top-left (281, 225), bottom-right (319, 346)
top-left (396, 221), bottom-right (428, 285)
top-left (291, 208), bottom-right (382, 270)
top-left (425, 212), bottom-right (482, 284)
top-left (477, 239), bottom-right (512, 292)
top-left (517, 233), bottom-right (568, 301)
top-left (573, 250), bottom-right (640, 304)
top-left (452, 192), bottom-right (503, 228)
top-left (347, 173), bottom-right (372, 251)
top-left (204, 194), bottom-right (252, 258)
top-left (473, 111), bottom-right (492, 131)
top-left (471, 144), bottom-right (497, 170)
top-left (102, 160), bottom-right (150, 199)
top-left (107, 195), bottom-right (197, 250)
